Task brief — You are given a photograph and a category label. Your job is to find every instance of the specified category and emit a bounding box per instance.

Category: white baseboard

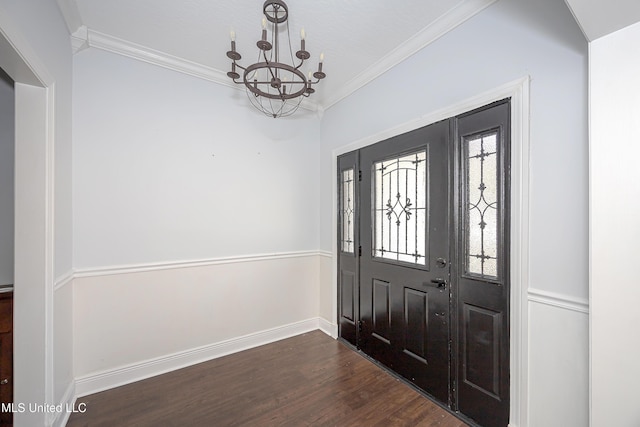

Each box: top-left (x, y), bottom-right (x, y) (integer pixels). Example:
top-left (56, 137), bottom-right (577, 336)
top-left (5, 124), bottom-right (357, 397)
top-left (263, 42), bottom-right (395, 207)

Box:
top-left (318, 317), bottom-right (338, 338)
top-left (51, 380), bottom-right (76, 427)
top-left (75, 317), bottom-right (327, 398)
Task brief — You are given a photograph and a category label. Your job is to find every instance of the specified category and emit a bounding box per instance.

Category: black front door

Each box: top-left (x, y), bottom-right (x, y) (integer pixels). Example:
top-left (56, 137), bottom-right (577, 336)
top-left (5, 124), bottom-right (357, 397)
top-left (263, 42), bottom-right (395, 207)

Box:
top-left (337, 100), bottom-right (510, 427)
top-left (358, 119), bottom-right (451, 403)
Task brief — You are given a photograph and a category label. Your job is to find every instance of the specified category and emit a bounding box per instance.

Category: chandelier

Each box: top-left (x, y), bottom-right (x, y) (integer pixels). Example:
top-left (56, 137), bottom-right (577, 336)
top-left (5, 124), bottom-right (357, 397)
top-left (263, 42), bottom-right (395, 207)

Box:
top-left (226, 0), bottom-right (326, 118)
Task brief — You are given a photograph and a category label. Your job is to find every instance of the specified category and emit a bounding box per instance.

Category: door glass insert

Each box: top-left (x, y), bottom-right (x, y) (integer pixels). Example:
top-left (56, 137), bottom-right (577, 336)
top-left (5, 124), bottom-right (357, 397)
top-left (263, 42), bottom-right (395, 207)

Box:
top-left (465, 131), bottom-right (498, 278)
top-left (373, 151), bottom-right (427, 265)
top-left (341, 168), bottom-right (355, 253)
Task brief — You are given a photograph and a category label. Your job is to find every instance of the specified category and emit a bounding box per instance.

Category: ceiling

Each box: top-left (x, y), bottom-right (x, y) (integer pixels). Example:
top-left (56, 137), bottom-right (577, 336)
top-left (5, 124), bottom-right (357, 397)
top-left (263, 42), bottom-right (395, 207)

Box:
top-left (55, 0), bottom-right (498, 110)
top-left (564, 0), bottom-right (640, 41)
top-left (55, 0), bottom-right (640, 112)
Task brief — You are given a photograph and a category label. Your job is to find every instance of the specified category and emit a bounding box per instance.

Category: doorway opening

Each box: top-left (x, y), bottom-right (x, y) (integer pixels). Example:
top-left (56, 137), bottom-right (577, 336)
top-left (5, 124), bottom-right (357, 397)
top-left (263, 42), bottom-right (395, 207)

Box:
top-left (338, 100), bottom-right (511, 427)
top-left (0, 65), bottom-right (14, 425)
top-left (0, 20), bottom-right (56, 425)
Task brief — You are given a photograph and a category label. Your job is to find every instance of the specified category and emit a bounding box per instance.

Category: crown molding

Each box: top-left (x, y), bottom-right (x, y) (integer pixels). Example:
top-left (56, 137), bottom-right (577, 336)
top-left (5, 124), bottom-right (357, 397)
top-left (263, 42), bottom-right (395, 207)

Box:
top-left (71, 27), bottom-right (318, 113)
top-left (320, 0), bottom-right (498, 110)
top-left (67, 0), bottom-right (496, 113)
top-left (56, 0), bottom-right (83, 35)
top-left (70, 26), bottom-right (89, 54)
top-left (72, 28), bottom-right (231, 84)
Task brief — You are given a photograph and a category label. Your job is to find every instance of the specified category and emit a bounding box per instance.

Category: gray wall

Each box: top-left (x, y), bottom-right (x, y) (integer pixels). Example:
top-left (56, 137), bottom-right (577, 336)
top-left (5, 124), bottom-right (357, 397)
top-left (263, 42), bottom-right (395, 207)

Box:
top-left (0, 69), bottom-right (13, 286)
top-left (320, 0), bottom-right (589, 301)
top-left (318, 0), bottom-right (589, 424)
top-left (73, 48), bottom-right (321, 269)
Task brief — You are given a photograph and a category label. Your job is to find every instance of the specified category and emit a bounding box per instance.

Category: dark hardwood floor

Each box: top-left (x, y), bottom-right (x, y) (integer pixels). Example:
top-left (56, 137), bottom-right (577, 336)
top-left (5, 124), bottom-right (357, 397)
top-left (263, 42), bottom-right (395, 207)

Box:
top-left (67, 331), bottom-right (469, 426)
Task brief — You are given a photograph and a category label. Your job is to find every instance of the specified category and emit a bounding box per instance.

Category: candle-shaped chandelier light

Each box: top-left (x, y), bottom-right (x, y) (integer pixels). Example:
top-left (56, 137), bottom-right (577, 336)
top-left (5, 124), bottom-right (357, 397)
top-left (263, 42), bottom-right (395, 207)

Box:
top-left (226, 0), bottom-right (326, 118)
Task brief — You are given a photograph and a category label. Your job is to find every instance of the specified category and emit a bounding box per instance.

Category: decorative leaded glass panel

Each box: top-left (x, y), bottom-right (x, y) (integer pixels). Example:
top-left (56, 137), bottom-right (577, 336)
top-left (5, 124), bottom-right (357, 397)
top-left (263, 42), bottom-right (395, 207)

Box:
top-left (341, 168), bottom-right (355, 253)
top-left (465, 132), bottom-right (499, 278)
top-left (373, 151), bottom-right (427, 265)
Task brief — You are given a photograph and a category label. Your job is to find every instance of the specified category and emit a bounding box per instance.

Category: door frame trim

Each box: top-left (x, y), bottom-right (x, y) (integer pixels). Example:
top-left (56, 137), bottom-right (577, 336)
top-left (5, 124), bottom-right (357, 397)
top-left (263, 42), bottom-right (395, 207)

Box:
top-left (0, 11), bottom-right (57, 426)
top-left (330, 76), bottom-right (530, 427)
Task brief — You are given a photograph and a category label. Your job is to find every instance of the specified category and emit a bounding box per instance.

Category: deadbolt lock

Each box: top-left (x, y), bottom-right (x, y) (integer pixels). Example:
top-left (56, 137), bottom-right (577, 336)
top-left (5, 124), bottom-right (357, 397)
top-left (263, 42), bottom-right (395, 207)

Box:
top-left (435, 257), bottom-right (447, 268)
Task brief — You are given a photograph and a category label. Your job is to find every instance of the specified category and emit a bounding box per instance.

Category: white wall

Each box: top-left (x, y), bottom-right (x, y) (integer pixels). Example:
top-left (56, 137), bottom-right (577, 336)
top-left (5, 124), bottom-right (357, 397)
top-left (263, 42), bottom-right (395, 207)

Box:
top-left (0, 71), bottom-right (13, 285)
top-left (528, 302), bottom-right (588, 426)
top-left (590, 20), bottom-right (640, 427)
top-left (73, 48), bottom-right (321, 268)
top-left (72, 48), bottom-right (323, 390)
top-left (74, 254), bottom-right (321, 393)
top-left (319, 0), bottom-right (589, 425)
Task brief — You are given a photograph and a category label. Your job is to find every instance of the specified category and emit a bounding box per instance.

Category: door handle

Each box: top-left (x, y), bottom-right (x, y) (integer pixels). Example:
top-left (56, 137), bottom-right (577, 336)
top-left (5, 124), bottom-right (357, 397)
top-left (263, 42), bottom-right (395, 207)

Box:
top-left (428, 278), bottom-right (447, 289)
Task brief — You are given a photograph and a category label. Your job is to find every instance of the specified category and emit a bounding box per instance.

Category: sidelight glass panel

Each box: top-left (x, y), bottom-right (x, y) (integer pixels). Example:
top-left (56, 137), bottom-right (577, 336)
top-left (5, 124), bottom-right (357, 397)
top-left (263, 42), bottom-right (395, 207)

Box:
top-left (465, 132), bottom-right (499, 278)
top-left (373, 151), bottom-right (427, 265)
top-left (341, 168), bottom-right (355, 253)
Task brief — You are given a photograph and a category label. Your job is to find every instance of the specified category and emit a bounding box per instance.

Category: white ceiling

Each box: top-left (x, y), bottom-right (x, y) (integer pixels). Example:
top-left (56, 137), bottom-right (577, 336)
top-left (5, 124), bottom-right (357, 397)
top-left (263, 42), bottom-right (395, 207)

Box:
top-left (56, 0), bottom-right (497, 110)
top-left (55, 0), bottom-right (640, 111)
top-left (564, 0), bottom-right (640, 41)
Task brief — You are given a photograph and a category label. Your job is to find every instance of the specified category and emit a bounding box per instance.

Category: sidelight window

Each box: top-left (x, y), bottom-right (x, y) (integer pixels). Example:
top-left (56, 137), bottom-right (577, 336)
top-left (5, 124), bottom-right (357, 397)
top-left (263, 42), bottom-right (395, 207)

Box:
top-left (464, 131), bottom-right (499, 278)
top-left (340, 168), bottom-right (355, 253)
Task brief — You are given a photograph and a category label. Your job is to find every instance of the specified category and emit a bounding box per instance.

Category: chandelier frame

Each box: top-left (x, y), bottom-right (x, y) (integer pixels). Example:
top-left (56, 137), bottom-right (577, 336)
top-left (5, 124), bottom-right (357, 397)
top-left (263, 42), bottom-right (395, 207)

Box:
top-left (226, 0), bottom-right (326, 118)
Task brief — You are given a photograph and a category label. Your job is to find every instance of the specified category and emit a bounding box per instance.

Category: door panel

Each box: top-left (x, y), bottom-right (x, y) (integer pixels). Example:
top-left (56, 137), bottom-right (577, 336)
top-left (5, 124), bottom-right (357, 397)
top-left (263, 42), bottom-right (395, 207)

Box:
top-left (340, 270), bottom-right (356, 322)
top-left (372, 279), bottom-right (391, 343)
top-left (359, 119), bottom-right (450, 402)
top-left (462, 303), bottom-right (502, 397)
top-left (403, 288), bottom-right (427, 362)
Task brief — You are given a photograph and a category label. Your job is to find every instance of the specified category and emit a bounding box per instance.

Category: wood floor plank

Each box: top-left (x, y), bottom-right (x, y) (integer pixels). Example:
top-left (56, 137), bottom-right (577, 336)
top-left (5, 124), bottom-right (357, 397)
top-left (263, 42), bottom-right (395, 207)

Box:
top-left (67, 331), bottom-right (470, 426)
